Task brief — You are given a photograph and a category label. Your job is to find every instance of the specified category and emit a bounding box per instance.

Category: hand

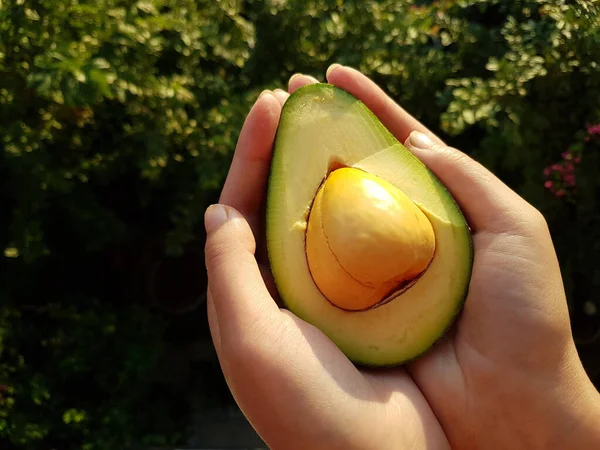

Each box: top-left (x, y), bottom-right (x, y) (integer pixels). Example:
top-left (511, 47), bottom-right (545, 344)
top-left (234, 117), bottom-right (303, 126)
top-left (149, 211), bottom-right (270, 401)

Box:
top-left (203, 86), bottom-right (445, 450)
top-left (204, 66), bottom-right (600, 450)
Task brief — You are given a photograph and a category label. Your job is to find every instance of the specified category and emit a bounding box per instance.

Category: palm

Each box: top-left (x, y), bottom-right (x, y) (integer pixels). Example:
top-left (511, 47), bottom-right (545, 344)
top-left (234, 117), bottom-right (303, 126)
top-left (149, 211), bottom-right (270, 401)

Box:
top-left (262, 219), bottom-right (568, 448)
top-left (407, 222), bottom-right (574, 447)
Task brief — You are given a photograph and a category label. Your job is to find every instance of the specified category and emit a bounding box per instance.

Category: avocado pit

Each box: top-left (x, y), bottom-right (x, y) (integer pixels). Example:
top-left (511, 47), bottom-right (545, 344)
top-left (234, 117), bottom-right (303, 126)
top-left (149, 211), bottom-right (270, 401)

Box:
top-left (305, 167), bottom-right (436, 311)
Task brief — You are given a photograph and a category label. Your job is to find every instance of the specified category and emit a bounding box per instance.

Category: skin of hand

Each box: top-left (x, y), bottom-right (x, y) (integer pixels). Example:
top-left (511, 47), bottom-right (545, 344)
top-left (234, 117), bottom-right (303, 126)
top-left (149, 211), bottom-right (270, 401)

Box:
top-left (204, 65), bottom-right (600, 450)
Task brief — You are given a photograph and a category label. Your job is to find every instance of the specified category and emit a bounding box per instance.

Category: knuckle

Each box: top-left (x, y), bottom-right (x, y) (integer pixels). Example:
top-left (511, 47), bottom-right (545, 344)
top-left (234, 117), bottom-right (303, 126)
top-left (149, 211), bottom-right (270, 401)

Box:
top-left (529, 206), bottom-right (547, 225)
top-left (501, 200), bottom-right (549, 237)
top-left (226, 318), bottom-right (286, 368)
top-left (524, 206), bottom-right (549, 233)
top-left (435, 145), bottom-right (477, 173)
top-left (204, 220), bottom-right (256, 272)
top-left (438, 145), bottom-right (466, 162)
top-left (440, 145), bottom-right (494, 184)
top-left (204, 236), bottom-right (235, 271)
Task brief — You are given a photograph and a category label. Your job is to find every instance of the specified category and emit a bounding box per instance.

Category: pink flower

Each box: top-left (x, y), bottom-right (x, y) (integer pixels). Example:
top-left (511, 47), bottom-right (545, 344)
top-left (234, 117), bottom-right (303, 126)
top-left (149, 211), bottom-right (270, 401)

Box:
top-left (586, 124), bottom-right (600, 135)
top-left (563, 174), bottom-right (576, 186)
top-left (562, 151), bottom-right (572, 160)
top-left (543, 167), bottom-right (551, 176)
top-left (551, 163), bottom-right (563, 171)
top-left (555, 189), bottom-right (566, 198)
top-left (544, 180), bottom-right (554, 189)
top-left (564, 162), bottom-right (574, 172)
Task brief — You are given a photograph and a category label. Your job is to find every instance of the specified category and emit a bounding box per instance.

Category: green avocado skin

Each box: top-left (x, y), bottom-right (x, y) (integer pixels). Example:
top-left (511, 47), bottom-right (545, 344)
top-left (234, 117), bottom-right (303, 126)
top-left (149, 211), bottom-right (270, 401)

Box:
top-left (265, 83), bottom-right (474, 367)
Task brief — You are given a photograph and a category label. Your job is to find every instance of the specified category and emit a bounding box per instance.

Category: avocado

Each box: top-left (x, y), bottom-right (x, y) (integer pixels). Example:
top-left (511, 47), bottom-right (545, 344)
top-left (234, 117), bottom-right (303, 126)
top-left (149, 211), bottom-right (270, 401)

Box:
top-left (266, 84), bottom-right (473, 367)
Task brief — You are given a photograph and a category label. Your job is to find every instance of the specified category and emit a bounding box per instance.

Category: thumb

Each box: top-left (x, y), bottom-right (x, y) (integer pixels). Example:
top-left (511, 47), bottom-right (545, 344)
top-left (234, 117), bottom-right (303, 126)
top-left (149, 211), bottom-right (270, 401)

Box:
top-left (404, 131), bottom-right (542, 234)
top-left (204, 204), bottom-right (279, 338)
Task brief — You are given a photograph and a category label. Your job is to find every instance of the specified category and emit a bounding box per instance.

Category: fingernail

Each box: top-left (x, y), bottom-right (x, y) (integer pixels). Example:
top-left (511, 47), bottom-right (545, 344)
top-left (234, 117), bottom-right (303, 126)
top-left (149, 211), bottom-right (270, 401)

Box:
top-left (326, 63), bottom-right (342, 78)
top-left (258, 89), bottom-right (272, 99)
top-left (205, 204), bottom-right (228, 233)
top-left (289, 73), bottom-right (302, 82)
top-left (408, 131), bottom-right (434, 150)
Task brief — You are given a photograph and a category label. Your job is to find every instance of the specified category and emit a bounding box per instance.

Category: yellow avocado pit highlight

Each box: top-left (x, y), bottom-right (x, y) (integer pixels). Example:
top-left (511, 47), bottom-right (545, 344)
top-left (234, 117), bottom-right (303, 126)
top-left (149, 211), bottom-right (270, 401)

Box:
top-left (305, 167), bottom-right (436, 311)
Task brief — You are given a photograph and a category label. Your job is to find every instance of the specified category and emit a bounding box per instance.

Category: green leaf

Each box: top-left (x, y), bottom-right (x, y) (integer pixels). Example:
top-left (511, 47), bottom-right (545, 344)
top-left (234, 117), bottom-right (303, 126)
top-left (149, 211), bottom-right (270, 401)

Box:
top-left (486, 58), bottom-right (499, 71)
top-left (62, 409), bottom-right (87, 424)
top-left (462, 109), bottom-right (476, 125)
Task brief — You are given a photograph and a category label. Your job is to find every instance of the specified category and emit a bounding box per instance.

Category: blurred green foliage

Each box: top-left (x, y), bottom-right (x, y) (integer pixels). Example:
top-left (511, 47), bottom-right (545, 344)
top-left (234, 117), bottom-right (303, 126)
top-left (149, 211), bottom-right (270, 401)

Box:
top-left (1, 0), bottom-right (599, 448)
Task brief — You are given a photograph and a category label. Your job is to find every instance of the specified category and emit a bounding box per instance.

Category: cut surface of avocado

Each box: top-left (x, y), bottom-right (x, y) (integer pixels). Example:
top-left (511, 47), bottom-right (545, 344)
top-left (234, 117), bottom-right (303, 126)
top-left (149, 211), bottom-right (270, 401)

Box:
top-left (266, 83), bottom-right (473, 367)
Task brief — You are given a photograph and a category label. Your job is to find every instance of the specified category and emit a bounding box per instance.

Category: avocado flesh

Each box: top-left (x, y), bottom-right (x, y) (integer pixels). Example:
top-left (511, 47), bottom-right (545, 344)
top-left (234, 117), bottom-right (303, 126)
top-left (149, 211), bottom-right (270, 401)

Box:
top-left (266, 84), bottom-right (473, 366)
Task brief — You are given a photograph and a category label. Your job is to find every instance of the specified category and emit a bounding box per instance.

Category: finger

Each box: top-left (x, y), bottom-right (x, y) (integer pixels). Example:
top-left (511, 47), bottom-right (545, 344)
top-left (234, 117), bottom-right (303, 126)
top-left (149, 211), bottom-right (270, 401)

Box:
top-left (405, 131), bottom-right (539, 233)
top-left (219, 91), bottom-right (282, 234)
top-left (288, 73), bottom-right (320, 94)
top-left (259, 264), bottom-right (282, 306)
top-left (326, 64), bottom-right (444, 146)
top-left (204, 204), bottom-right (279, 335)
top-left (273, 88), bottom-right (290, 107)
top-left (207, 289), bottom-right (222, 355)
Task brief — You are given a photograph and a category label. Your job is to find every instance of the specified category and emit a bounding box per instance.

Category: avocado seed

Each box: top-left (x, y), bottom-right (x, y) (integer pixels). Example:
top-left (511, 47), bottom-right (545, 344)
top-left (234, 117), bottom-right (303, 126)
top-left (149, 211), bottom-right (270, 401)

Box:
top-left (305, 167), bottom-right (436, 310)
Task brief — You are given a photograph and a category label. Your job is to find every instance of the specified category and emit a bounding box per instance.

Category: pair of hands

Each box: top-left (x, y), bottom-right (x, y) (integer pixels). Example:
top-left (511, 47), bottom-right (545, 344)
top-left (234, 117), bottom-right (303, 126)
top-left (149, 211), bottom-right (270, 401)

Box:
top-left (204, 65), bottom-right (600, 449)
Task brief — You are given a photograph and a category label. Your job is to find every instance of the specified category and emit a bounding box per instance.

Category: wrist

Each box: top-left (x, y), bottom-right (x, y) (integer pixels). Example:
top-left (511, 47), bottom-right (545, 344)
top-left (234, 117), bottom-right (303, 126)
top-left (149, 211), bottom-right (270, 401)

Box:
top-left (536, 362), bottom-right (600, 449)
top-left (482, 351), bottom-right (600, 450)
top-left (558, 381), bottom-right (600, 448)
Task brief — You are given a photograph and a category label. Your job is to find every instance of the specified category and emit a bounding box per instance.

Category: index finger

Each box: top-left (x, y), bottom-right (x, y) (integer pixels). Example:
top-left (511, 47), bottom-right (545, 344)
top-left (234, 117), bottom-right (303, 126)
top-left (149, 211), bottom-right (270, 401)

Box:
top-left (325, 64), bottom-right (445, 146)
top-left (219, 91), bottom-right (282, 234)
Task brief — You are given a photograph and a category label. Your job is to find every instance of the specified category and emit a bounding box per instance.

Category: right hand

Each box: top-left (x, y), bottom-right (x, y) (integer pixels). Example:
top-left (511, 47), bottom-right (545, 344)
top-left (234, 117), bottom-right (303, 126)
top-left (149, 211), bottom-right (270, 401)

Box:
top-left (321, 64), bottom-right (600, 449)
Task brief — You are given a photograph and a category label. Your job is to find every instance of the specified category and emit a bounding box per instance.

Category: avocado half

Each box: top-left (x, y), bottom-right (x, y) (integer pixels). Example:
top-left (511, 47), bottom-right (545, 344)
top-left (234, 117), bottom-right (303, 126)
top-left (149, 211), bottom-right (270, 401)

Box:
top-left (266, 83), bottom-right (473, 367)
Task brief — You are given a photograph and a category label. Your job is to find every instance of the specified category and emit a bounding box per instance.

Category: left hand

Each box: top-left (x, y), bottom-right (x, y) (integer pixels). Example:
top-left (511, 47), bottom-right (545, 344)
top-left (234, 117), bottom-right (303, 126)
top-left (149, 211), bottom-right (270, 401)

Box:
top-left (204, 85), bottom-right (448, 450)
